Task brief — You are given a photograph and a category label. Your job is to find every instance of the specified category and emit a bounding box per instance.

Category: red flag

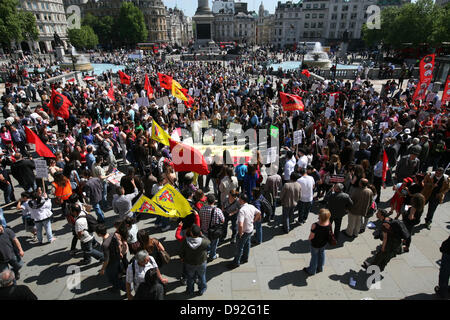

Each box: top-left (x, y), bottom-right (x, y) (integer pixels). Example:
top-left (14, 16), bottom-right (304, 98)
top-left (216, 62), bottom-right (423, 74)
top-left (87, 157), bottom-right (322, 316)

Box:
top-left (108, 80), bottom-right (115, 101)
top-left (382, 150), bottom-right (388, 182)
top-left (118, 71), bottom-right (131, 85)
top-left (158, 73), bottom-right (173, 90)
top-left (181, 88), bottom-right (194, 108)
top-left (419, 54), bottom-right (435, 82)
top-left (280, 92), bottom-right (305, 111)
top-left (413, 54), bottom-right (436, 102)
top-left (25, 126), bottom-right (55, 158)
top-left (168, 139), bottom-right (209, 175)
top-left (144, 74), bottom-right (154, 99)
top-left (48, 89), bottom-right (72, 119)
top-left (302, 69), bottom-right (311, 78)
top-left (442, 75), bottom-right (450, 106)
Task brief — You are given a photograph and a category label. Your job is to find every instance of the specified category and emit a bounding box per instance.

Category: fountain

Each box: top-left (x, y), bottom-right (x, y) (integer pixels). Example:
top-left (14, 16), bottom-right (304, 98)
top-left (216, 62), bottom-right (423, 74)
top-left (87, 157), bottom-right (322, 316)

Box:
top-left (303, 42), bottom-right (332, 70)
top-left (59, 45), bottom-right (93, 72)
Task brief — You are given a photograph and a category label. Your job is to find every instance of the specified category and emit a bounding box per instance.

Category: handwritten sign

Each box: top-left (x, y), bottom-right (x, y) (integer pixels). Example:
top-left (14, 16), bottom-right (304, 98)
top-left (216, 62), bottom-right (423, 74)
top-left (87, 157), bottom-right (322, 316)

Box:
top-left (329, 174), bottom-right (346, 183)
top-left (293, 130), bottom-right (303, 146)
top-left (34, 160), bottom-right (48, 179)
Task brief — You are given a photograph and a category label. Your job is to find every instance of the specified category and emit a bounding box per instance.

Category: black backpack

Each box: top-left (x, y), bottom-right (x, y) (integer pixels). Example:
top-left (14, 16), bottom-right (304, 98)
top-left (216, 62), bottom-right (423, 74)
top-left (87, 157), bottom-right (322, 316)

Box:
top-left (388, 219), bottom-right (410, 240)
top-left (76, 214), bottom-right (99, 233)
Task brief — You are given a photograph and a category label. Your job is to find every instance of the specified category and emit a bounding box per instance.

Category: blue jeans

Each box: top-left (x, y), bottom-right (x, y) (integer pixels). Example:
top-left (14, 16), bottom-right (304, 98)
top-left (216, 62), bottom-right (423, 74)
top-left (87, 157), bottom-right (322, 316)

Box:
top-left (185, 262), bottom-right (207, 294)
top-left (306, 244), bottom-right (326, 275)
top-left (425, 197), bottom-right (440, 224)
top-left (253, 220), bottom-right (262, 243)
top-left (80, 238), bottom-right (104, 263)
top-left (92, 203), bottom-right (105, 223)
top-left (221, 213), bottom-right (237, 240)
top-left (297, 201), bottom-right (313, 222)
top-left (20, 181), bottom-right (37, 193)
top-left (282, 206), bottom-right (295, 233)
top-left (207, 238), bottom-right (219, 259)
top-left (233, 232), bottom-right (252, 265)
top-left (101, 181), bottom-right (108, 209)
top-left (0, 255), bottom-right (24, 276)
top-left (0, 208), bottom-right (6, 228)
top-left (438, 252), bottom-right (450, 298)
top-left (105, 258), bottom-right (125, 291)
top-left (35, 218), bottom-right (53, 243)
top-left (155, 216), bottom-right (169, 227)
top-left (3, 184), bottom-right (14, 204)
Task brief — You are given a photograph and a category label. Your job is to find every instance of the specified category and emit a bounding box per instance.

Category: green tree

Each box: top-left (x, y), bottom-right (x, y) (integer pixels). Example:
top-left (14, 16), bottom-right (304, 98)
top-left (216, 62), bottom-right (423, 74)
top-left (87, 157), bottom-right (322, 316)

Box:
top-left (362, 0), bottom-right (442, 48)
top-left (431, 3), bottom-right (450, 45)
top-left (0, 0), bottom-right (38, 49)
top-left (68, 26), bottom-right (98, 49)
top-left (82, 13), bottom-right (114, 47)
top-left (116, 2), bottom-right (147, 47)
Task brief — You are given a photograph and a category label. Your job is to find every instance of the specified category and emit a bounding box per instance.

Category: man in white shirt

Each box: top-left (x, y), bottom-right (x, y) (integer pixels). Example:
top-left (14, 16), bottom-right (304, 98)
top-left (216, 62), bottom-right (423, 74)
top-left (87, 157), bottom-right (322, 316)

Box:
top-left (283, 151), bottom-right (296, 183)
top-left (296, 168), bottom-right (315, 224)
top-left (125, 250), bottom-right (159, 300)
top-left (72, 204), bottom-right (104, 266)
top-left (227, 194), bottom-right (261, 269)
top-left (297, 149), bottom-right (308, 169)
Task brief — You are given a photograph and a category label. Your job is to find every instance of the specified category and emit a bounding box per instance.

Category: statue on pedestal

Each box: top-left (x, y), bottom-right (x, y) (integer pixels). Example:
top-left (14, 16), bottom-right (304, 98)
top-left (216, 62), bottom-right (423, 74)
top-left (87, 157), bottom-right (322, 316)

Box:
top-left (54, 32), bottom-right (64, 47)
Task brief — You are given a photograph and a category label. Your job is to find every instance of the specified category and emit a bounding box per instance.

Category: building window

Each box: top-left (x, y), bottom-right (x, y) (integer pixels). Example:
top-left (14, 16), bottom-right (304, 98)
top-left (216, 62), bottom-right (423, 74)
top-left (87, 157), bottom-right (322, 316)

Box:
top-left (331, 14), bottom-right (337, 20)
top-left (343, 5), bottom-right (348, 11)
top-left (353, 5), bottom-right (358, 11)
top-left (321, 4), bottom-right (325, 9)
top-left (340, 22), bottom-right (346, 28)
top-left (311, 22), bottom-right (316, 28)
top-left (305, 13), bottom-right (310, 19)
top-left (351, 13), bottom-right (357, 19)
top-left (319, 14), bottom-right (324, 19)
top-left (341, 13), bottom-right (347, 19)
top-left (312, 13), bottom-right (317, 19)
top-left (330, 23), bottom-right (336, 29)
top-left (334, 5), bottom-right (338, 12)
top-left (318, 22), bottom-right (323, 28)
top-left (306, 4), bottom-right (311, 9)
top-left (313, 4), bottom-right (318, 9)
top-left (304, 32), bottom-right (308, 37)
top-left (304, 22), bottom-right (309, 28)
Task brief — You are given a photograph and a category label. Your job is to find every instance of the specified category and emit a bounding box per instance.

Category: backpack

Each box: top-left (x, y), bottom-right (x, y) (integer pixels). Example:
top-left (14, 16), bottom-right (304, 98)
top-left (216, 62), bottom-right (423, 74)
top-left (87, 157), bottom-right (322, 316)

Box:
top-left (388, 219), bottom-right (410, 240)
top-left (76, 213), bottom-right (98, 233)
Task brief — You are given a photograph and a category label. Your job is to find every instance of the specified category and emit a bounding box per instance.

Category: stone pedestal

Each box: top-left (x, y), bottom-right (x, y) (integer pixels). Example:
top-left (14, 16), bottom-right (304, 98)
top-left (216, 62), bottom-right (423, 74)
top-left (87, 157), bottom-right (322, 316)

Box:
top-left (55, 46), bottom-right (65, 62)
top-left (193, 0), bottom-right (216, 51)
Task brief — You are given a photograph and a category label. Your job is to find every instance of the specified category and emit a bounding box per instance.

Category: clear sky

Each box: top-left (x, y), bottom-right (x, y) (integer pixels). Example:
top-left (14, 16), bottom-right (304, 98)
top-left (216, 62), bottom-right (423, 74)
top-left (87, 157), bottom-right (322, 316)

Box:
top-left (164, 0), bottom-right (281, 17)
top-left (164, 0), bottom-right (419, 18)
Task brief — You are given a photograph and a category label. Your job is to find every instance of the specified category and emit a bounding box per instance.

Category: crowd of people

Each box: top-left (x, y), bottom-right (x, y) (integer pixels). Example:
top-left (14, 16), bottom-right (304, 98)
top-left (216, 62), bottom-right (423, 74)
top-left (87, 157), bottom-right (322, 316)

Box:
top-left (0, 45), bottom-right (449, 300)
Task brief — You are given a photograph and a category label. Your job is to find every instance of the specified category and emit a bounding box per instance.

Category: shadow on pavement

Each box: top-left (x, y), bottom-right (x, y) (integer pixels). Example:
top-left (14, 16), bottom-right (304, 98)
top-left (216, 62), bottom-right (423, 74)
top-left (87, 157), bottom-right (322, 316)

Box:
top-left (71, 274), bottom-right (109, 295)
top-left (268, 270), bottom-right (308, 289)
top-left (279, 239), bottom-right (310, 254)
top-left (329, 269), bottom-right (383, 291)
top-left (402, 292), bottom-right (440, 300)
top-left (23, 263), bottom-right (70, 285)
top-left (27, 247), bottom-right (68, 267)
top-left (73, 288), bottom-right (126, 300)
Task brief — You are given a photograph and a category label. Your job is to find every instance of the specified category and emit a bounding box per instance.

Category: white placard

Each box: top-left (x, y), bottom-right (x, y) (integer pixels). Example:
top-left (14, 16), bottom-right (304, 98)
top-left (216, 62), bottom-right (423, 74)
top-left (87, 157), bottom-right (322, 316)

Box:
top-left (267, 146), bottom-right (278, 163)
top-left (178, 103), bottom-right (185, 113)
top-left (155, 97), bottom-right (165, 107)
top-left (162, 96), bottom-right (170, 106)
top-left (293, 130), bottom-right (303, 146)
top-left (328, 95), bottom-right (335, 107)
top-left (380, 122), bottom-right (389, 129)
top-left (311, 84), bottom-right (318, 92)
top-left (229, 123), bottom-right (242, 135)
top-left (137, 97), bottom-right (149, 107)
top-left (325, 107), bottom-right (333, 118)
top-left (34, 159), bottom-right (48, 179)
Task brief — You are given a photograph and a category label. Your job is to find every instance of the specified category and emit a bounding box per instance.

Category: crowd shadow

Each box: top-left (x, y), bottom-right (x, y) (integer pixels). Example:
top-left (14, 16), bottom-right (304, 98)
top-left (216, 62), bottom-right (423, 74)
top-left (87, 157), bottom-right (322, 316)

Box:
top-left (403, 292), bottom-right (440, 300)
top-left (71, 274), bottom-right (110, 295)
top-left (279, 239), bottom-right (310, 254)
top-left (27, 247), bottom-right (68, 267)
top-left (23, 263), bottom-right (69, 285)
top-left (268, 270), bottom-right (308, 290)
top-left (329, 269), bottom-right (383, 291)
top-left (74, 288), bottom-right (126, 300)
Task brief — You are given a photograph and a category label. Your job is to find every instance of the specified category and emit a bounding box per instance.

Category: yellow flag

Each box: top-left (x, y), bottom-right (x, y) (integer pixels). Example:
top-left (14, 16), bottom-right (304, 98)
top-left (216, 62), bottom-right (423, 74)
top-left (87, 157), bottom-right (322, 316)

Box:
top-left (152, 184), bottom-right (192, 218)
top-left (172, 80), bottom-right (188, 102)
top-left (151, 120), bottom-right (171, 146)
top-left (130, 195), bottom-right (179, 218)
